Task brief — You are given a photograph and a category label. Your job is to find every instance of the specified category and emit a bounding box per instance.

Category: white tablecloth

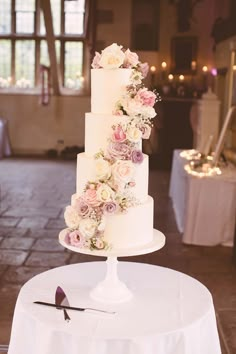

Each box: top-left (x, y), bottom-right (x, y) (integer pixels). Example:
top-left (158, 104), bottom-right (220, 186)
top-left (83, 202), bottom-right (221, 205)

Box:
top-left (8, 262), bottom-right (221, 354)
top-left (169, 149), bottom-right (236, 246)
top-left (0, 118), bottom-right (11, 159)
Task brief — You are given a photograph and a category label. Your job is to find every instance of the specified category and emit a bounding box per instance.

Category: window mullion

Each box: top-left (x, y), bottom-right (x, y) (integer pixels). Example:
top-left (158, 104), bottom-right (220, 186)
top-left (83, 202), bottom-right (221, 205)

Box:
top-left (61, 0), bottom-right (65, 35)
top-left (61, 39), bottom-right (65, 87)
top-left (12, 0), bottom-right (16, 34)
top-left (11, 0), bottom-right (16, 84)
top-left (35, 39), bottom-right (40, 87)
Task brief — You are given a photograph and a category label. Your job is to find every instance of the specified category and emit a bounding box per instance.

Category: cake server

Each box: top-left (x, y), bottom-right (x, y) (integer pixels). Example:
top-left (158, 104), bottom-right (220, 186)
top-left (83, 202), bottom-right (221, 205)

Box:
top-left (34, 301), bottom-right (116, 314)
top-left (55, 286), bottom-right (71, 322)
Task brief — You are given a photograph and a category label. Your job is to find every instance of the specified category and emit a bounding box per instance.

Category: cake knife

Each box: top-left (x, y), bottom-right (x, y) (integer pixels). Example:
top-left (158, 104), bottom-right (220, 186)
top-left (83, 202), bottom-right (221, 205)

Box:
top-left (55, 286), bottom-right (71, 322)
top-left (34, 301), bottom-right (116, 314)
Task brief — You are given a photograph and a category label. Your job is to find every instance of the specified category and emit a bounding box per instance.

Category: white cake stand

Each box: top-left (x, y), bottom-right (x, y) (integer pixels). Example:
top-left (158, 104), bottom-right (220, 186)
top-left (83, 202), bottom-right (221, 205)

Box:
top-left (59, 229), bottom-right (165, 304)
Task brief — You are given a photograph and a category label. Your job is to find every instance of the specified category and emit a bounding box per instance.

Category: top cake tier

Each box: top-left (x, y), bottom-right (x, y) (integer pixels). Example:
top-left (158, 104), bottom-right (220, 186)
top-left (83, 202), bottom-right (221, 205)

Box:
top-left (91, 68), bottom-right (132, 114)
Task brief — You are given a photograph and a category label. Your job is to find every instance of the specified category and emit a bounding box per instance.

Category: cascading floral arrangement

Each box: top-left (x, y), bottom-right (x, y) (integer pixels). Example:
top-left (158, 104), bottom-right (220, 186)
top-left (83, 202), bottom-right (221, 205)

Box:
top-left (64, 43), bottom-right (161, 251)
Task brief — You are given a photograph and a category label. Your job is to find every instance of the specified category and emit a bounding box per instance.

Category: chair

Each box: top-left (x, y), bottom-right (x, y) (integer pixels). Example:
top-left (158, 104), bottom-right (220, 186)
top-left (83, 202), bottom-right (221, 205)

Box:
top-left (0, 344), bottom-right (9, 353)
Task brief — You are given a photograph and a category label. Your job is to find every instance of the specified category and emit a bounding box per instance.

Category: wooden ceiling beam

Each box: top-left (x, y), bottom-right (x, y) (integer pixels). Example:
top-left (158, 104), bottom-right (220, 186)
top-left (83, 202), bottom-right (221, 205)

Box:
top-left (40, 0), bottom-right (61, 95)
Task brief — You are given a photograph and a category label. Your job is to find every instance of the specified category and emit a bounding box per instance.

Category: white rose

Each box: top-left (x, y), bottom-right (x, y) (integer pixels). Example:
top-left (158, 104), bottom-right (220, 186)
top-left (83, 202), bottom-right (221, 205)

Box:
top-left (99, 43), bottom-right (125, 69)
top-left (79, 218), bottom-right (97, 238)
top-left (125, 99), bottom-right (143, 117)
top-left (140, 105), bottom-right (156, 119)
top-left (97, 184), bottom-right (114, 203)
top-left (112, 160), bottom-right (135, 184)
top-left (64, 205), bottom-right (81, 228)
top-left (126, 126), bottom-right (142, 143)
top-left (95, 158), bottom-right (111, 180)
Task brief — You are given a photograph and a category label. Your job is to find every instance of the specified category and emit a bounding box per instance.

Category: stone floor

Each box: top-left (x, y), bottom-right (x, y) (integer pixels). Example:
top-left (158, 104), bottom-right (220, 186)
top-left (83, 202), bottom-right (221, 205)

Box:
top-left (0, 158), bottom-right (236, 353)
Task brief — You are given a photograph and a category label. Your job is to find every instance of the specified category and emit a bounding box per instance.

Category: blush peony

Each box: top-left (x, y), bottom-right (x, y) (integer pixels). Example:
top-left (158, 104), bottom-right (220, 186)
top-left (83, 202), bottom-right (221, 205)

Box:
top-left (124, 49), bottom-right (139, 67)
top-left (112, 160), bottom-right (135, 184)
top-left (136, 88), bottom-right (156, 107)
top-left (84, 187), bottom-right (100, 207)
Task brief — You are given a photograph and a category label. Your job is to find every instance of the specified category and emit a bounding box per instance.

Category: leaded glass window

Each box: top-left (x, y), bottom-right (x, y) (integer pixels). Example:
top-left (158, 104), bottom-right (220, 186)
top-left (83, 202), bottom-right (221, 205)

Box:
top-left (0, 0), bottom-right (87, 93)
top-left (64, 41), bottom-right (83, 89)
top-left (0, 0), bottom-right (11, 34)
top-left (0, 40), bottom-right (11, 87)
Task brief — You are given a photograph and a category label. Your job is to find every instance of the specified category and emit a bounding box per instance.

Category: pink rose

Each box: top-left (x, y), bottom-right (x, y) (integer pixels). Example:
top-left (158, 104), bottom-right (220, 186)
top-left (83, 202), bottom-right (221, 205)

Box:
top-left (68, 230), bottom-right (84, 248)
top-left (74, 197), bottom-right (92, 218)
top-left (91, 52), bottom-right (102, 69)
top-left (84, 188), bottom-right (100, 206)
top-left (136, 88), bottom-right (156, 107)
top-left (138, 62), bottom-right (149, 78)
top-left (103, 201), bottom-right (117, 214)
top-left (107, 142), bottom-right (131, 160)
top-left (112, 125), bottom-right (126, 143)
top-left (124, 49), bottom-right (139, 67)
top-left (131, 149), bottom-right (144, 164)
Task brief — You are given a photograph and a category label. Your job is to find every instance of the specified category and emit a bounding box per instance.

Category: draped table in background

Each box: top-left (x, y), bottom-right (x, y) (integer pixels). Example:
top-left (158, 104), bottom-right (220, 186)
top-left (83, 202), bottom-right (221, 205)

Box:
top-left (0, 118), bottom-right (11, 159)
top-left (8, 262), bottom-right (221, 354)
top-left (169, 149), bottom-right (236, 246)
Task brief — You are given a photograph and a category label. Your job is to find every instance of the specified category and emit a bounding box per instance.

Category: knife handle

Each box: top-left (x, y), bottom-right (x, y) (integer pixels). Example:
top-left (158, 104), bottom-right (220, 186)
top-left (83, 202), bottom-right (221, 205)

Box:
top-left (63, 309), bottom-right (71, 322)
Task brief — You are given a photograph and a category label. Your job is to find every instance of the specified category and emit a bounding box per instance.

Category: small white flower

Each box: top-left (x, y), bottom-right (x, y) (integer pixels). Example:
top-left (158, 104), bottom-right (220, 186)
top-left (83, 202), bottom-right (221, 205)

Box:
top-left (126, 126), bottom-right (142, 143)
top-left (79, 218), bottom-right (97, 238)
top-left (64, 205), bottom-right (81, 228)
top-left (140, 105), bottom-right (156, 119)
top-left (97, 184), bottom-right (114, 203)
top-left (95, 158), bottom-right (111, 181)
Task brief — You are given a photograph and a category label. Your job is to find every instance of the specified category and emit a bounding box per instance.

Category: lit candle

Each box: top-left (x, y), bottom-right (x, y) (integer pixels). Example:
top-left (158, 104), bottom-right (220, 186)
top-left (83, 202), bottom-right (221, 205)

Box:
top-left (161, 62), bottom-right (167, 81)
top-left (179, 75), bottom-right (184, 81)
top-left (191, 60), bottom-right (197, 71)
top-left (202, 66), bottom-right (208, 90)
top-left (150, 65), bottom-right (156, 87)
top-left (233, 65), bottom-right (236, 71)
top-left (168, 74), bottom-right (174, 81)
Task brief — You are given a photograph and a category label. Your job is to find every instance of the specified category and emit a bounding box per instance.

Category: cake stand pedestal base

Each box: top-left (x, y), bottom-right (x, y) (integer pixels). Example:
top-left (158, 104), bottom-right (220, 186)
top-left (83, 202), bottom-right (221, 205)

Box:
top-left (59, 228), bottom-right (166, 303)
top-left (90, 257), bottom-right (132, 303)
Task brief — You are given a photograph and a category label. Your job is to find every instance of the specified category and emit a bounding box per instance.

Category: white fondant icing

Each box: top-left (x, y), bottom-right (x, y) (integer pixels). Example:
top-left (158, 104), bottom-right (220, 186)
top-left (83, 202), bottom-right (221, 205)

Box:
top-left (76, 152), bottom-right (149, 202)
top-left (103, 196), bottom-right (154, 249)
top-left (91, 69), bottom-right (132, 114)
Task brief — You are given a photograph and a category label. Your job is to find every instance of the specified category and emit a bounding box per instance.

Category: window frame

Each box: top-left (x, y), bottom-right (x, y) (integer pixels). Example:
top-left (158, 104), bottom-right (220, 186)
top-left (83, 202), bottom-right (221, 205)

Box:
top-left (0, 0), bottom-right (89, 95)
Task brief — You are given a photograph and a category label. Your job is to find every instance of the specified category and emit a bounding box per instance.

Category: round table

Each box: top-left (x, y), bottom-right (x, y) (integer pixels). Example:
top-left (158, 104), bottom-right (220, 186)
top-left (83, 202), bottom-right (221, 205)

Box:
top-left (8, 262), bottom-right (221, 354)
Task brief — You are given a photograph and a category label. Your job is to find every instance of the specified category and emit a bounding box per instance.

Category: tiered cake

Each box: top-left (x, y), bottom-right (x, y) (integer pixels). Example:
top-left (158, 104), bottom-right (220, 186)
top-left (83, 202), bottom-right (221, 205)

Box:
top-left (61, 43), bottom-right (161, 252)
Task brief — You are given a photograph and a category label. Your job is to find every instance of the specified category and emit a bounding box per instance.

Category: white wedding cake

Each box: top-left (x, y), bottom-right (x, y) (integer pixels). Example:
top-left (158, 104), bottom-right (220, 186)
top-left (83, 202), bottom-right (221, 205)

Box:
top-left (62, 43), bottom-right (160, 251)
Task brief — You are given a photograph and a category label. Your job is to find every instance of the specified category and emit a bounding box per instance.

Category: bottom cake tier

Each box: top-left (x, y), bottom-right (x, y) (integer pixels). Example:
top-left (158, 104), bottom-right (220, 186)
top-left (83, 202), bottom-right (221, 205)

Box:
top-left (103, 196), bottom-right (154, 249)
top-left (67, 195), bottom-right (154, 250)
